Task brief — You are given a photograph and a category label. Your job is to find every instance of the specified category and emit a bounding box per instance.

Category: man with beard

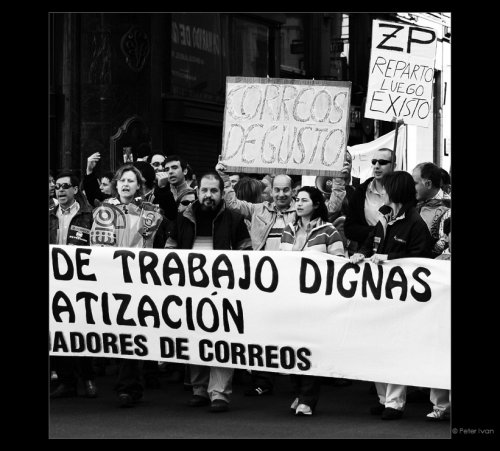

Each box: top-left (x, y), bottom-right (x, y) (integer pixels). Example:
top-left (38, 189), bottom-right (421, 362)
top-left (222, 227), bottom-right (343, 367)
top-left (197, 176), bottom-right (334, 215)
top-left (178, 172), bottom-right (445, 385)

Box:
top-left (165, 172), bottom-right (251, 412)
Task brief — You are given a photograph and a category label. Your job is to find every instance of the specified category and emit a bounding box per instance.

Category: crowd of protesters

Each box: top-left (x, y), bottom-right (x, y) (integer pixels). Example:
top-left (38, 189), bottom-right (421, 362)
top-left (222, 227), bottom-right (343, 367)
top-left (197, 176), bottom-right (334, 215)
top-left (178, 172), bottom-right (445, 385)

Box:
top-left (50, 145), bottom-right (451, 421)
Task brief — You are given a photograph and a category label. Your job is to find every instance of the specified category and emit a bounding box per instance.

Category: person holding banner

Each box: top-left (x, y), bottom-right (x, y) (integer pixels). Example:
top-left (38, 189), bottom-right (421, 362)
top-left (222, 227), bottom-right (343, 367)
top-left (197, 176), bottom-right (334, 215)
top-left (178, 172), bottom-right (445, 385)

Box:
top-left (350, 171), bottom-right (432, 420)
top-left (344, 147), bottom-right (395, 253)
top-left (165, 171), bottom-right (252, 413)
top-left (280, 186), bottom-right (346, 416)
top-left (90, 164), bottom-right (168, 407)
top-left (50, 171), bottom-right (98, 400)
top-left (216, 163), bottom-right (346, 397)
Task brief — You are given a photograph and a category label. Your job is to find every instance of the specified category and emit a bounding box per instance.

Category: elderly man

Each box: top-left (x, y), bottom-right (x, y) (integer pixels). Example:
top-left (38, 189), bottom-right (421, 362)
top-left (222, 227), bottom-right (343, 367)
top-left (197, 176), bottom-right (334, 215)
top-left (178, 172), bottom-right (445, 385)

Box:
top-left (412, 162), bottom-right (451, 256)
top-left (165, 172), bottom-right (251, 412)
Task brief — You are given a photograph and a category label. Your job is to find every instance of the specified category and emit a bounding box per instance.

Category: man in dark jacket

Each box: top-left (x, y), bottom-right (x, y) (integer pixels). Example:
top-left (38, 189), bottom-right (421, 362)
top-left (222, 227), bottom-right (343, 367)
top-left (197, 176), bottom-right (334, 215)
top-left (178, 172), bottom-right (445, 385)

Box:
top-left (165, 172), bottom-right (251, 413)
top-left (50, 171), bottom-right (98, 399)
top-left (344, 148), bottom-right (395, 252)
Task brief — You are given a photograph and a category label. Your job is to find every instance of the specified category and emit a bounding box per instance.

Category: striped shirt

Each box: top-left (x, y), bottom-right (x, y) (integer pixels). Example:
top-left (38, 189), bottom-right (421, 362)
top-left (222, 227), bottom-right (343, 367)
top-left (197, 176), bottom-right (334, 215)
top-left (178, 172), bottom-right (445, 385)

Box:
top-left (265, 212), bottom-right (286, 250)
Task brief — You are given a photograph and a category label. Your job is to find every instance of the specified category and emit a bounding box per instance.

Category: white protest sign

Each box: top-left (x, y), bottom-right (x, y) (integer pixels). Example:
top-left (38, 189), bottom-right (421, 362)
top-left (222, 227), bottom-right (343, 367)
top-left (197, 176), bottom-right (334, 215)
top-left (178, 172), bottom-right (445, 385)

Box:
top-left (49, 245), bottom-right (450, 389)
top-left (365, 20), bottom-right (437, 127)
top-left (220, 77), bottom-right (351, 176)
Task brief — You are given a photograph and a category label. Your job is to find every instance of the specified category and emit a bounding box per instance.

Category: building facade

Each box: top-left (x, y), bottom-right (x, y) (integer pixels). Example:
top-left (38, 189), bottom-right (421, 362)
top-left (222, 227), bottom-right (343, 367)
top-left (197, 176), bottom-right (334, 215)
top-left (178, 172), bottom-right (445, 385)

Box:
top-left (49, 12), bottom-right (450, 178)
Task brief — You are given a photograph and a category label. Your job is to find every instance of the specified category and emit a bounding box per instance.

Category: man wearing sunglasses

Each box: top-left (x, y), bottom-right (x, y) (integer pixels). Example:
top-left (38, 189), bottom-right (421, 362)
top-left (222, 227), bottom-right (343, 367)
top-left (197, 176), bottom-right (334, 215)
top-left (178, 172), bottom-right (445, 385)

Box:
top-left (50, 171), bottom-right (98, 400)
top-left (344, 147), bottom-right (395, 252)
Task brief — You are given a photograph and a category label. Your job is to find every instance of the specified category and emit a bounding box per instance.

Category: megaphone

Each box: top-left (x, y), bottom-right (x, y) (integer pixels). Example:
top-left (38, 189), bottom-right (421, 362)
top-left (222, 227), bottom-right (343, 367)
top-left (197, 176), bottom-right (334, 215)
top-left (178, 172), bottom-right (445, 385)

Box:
top-left (315, 176), bottom-right (333, 194)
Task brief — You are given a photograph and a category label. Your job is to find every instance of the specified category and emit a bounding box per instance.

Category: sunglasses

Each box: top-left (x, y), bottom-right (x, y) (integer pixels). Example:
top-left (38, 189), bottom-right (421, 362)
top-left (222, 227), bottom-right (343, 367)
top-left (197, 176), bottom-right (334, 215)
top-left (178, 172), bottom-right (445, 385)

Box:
top-left (151, 162), bottom-right (165, 167)
top-left (55, 183), bottom-right (74, 190)
top-left (179, 199), bottom-right (195, 206)
top-left (371, 159), bottom-right (392, 166)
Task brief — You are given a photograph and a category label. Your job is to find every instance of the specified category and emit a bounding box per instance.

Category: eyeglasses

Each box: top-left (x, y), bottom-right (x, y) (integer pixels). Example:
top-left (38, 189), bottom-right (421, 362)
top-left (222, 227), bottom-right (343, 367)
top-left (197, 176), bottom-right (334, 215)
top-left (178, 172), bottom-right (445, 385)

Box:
top-left (55, 183), bottom-right (74, 190)
top-left (151, 162), bottom-right (165, 168)
top-left (371, 159), bottom-right (392, 166)
top-left (179, 199), bottom-right (195, 206)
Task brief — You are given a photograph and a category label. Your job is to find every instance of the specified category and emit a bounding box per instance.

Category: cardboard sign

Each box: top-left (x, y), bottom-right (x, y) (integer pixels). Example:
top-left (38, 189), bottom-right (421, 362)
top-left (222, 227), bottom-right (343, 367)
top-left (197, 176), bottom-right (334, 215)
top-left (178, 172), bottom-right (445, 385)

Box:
top-left (49, 245), bottom-right (450, 389)
top-left (365, 20), bottom-right (437, 127)
top-left (220, 77), bottom-right (351, 176)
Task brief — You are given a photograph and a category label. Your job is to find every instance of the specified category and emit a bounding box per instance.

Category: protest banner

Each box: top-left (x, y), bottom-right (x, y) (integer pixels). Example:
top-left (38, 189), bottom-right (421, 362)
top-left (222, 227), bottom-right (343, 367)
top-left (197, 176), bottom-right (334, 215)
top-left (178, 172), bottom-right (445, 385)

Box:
top-left (219, 77), bottom-right (351, 176)
top-left (365, 20), bottom-right (437, 127)
top-left (49, 245), bottom-right (450, 389)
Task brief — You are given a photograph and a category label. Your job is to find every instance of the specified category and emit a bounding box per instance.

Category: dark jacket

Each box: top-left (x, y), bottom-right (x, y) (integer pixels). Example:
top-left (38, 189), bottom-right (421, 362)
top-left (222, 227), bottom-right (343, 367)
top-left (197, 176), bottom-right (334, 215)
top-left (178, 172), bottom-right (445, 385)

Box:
top-left (344, 177), bottom-right (375, 245)
top-left (359, 203), bottom-right (433, 260)
top-left (166, 200), bottom-right (252, 251)
top-left (49, 200), bottom-right (93, 245)
top-left (82, 173), bottom-right (106, 208)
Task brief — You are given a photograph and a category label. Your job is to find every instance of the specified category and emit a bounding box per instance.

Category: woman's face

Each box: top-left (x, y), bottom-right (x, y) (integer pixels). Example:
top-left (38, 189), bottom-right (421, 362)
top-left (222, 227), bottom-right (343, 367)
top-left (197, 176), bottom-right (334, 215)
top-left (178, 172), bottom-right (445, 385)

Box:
top-left (178, 193), bottom-right (196, 213)
top-left (117, 170), bottom-right (139, 202)
top-left (99, 177), bottom-right (112, 196)
top-left (295, 191), bottom-right (316, 219)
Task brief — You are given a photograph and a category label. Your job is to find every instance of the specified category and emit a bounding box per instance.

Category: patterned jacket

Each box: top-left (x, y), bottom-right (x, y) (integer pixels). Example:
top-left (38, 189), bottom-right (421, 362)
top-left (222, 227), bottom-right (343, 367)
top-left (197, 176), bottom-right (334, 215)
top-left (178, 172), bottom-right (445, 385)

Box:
top-left (280, 216), bottom-right (345, 256)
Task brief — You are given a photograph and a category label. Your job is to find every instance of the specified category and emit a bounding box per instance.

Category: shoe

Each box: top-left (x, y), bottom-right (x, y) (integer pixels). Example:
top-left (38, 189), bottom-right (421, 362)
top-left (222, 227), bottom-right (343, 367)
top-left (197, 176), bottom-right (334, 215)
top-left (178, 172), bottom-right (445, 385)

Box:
top-left (50, 384), bottom-right (77, 399)
top-left (244, 386), bottom-right (273, 396)
top-left (290, 397), bottom-right (299, 412)
top-left (84, 380), bottom-right (98, 398)
top-left (118, 393), bottom-right (135, 408)
top-left (381, 407), bottom-right (404, 420)
top-left (210, 399), bottom-right (229, 413)
top-left (426, 409), bottom-right (450, 421)
top-left (369, 404), bottom-right (385, 415)
top-left (295, 404), bottom-right (313, 416)
top-left (188, 395), bottom-right (210, 407)
top-left (331, 377), bottom-right (352, 387)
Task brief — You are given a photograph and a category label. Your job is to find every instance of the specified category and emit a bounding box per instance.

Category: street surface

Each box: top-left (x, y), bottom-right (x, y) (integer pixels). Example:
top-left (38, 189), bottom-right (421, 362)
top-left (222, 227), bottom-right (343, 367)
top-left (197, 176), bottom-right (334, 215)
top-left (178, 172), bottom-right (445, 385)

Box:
top-left (49, 363), bottom-right (450, 439)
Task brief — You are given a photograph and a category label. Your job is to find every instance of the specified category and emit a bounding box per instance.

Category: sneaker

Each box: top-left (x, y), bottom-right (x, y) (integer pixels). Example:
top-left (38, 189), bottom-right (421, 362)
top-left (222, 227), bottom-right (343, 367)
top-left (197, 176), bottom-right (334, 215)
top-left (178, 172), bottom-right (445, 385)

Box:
top-left (188, 395), bottom-right (210, 407)
top-left (381, 407), bottom-right (404, 420)
top-left (426, 409), bottom-right (450, 421)
top-left (290, 397), bottom-right (299, 412)
top-left (295, 404), bottom-right (313, 416)
top-left (210, 399), bottom-right (229, 413)
top-left (244, 386), bottom-right (273, 396)
top-left (369, 404), bottom-right (385, 415)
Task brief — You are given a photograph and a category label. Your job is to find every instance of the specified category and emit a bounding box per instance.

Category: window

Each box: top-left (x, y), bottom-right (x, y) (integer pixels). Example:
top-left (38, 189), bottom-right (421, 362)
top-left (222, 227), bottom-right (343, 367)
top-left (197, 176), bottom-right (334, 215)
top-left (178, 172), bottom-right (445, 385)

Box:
top-left (230, 18), bottom-right (269, 77)
top-left (280, 15), bottom-right (305, 76)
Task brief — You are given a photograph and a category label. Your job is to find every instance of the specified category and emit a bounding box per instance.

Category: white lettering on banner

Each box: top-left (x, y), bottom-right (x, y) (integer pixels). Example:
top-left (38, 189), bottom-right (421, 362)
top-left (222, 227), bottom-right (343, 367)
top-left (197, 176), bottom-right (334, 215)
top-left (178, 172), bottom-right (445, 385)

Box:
top-left (49, 245), bottom-right (451, 389)
top-left (365, 20), bottom-right (437, 127)
top-left (220, 77), bottom-right (351, 176)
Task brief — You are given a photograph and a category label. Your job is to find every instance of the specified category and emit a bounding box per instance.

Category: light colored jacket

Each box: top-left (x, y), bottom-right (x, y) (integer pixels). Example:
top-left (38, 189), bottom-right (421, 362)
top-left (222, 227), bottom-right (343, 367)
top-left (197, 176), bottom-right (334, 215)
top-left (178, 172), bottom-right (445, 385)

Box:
top-left (222, 176), bottom-right (345, 250)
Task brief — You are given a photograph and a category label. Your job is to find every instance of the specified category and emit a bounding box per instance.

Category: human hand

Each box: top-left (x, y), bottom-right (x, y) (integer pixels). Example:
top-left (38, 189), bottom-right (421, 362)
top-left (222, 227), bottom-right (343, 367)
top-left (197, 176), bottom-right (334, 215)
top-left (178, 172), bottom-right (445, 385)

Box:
top-left (215, 162), bottom-right (227, 174)
top-left (86, 152), bottom-right (101, 174)
top-left (350, 253), bottom-right (365, 264)
top-left (156, 171), bottom-right (169, 188)
top-left (370, 253), bottom-right (388, 264)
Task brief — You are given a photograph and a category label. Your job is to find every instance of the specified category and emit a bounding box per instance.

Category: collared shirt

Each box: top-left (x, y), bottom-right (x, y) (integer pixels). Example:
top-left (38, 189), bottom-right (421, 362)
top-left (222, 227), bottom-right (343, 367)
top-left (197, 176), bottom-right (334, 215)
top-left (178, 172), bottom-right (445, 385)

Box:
top-left (364, 179), bottom-right (386, 226)
top-left (170, 180), bottom-right (189, 201)
top-left (56, 201), bottom-right (80, 245)
top-left (264, 208), bottom-right (287, 250)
